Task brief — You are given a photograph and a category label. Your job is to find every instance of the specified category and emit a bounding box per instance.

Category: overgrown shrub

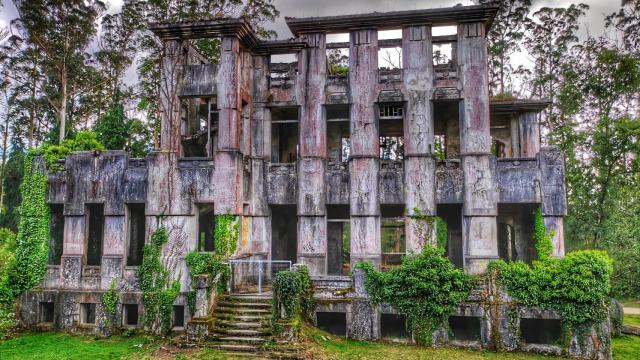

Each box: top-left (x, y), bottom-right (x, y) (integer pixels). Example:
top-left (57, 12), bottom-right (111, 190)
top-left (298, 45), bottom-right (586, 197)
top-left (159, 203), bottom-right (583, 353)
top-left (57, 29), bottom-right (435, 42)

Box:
top-left (356, 246), bottom-right (473, 344)
top-left (184, 251), bottom-right (230, 313)
top-left (137, 226), bottom-right (181, 334)
top-left (272, 265), bottom-right (314, 330)
top-left (533, 208), bottom-right (554, 261)
top-left (34, 131), bottom-right (104, 171)
top-left (0, 228), bottom-right (16, 338)
top-left (102, 278), bottom-right (120, 330)
top-left (214, 214), bottom-right (239, 258)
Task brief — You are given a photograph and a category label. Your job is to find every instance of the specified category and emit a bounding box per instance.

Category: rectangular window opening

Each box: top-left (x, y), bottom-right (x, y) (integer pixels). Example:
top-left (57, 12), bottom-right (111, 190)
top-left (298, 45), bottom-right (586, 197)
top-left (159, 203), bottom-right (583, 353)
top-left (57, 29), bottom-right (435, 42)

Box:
top-left (127, 203), bottom-right (146, 266)
top-left (123, 304), bottom-right (139, 326)
top-left (316, 312), bottom-right (346, 336)
top-left (271, 205), bottom-right (297, 265)
top-left (448, 315), bottom-right (481, 341)
top-left (433, 43), bottom-right (453, 66)
top-left (434, 101), bottom-right (460, 159)
top-left (327, 106), bottom-right (350, 164)
top-left (381, 205), bottom-right (405, 269)
top-left (40, 302), bottom-right (54, 323)
top-left (378, 29), bottom-right (402, 40)
top-left (437, 204), bottom-right (463, 269)
top-left (327, 205), bottom-right (350, 275)
top-left (80, 303), bottom-right (97, 325)
top-left (381, 313), bottom-right (407, 339)
top-left (379, 104), bottom-right (404, 162)
top-left (520, 318), bottom-right (563, 345)
top-left (173, 305), bottom-right (185, 328)
top-left (181, 96), bottom-right (218, 158)
top-left (378, 47), bottom-right (402, 69)
top-left (327, 48), bottom-right (349, 75)
top-left (86, 204), bottom-right (104, 266)
top-left (432, 25), bottom-right (457, 36)
top-left (48, 204), bottom-right (64, 265)
top-left (497, 204), bottom-right (538, 264)
top-left (197, 204), bottom-right (215, 252)
top-left (271, 107), bottom-right (299, 163)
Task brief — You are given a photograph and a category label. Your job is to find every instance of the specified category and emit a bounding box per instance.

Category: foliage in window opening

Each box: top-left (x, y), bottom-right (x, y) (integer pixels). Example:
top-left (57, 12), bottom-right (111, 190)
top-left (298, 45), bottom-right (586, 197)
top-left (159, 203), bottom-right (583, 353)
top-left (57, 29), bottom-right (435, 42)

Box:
top-left (214, 214), bottom-right (239, 258)
top-left (411, 208), bottom-right (447, 251)
top-left (489, 209), bottom-right (613, 328)
top-left (137, 225), bottom-right (181, 334)
top-left (356, 246), bottom-right (473, 344)
top-left (271, 265), bottom-right (314, 334)
top-left (102, 278), bottom-right (120, 330)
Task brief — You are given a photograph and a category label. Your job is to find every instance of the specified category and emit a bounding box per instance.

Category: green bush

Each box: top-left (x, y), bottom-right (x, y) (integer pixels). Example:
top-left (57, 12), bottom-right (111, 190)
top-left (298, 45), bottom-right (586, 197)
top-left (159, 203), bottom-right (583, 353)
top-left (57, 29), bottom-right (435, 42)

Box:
top-left (356, 246), bottom-right (473, 344)
top-left (102, 279), bottom-right (120, 330)
top-left (489, 250), bottom-right (612, 327)
top-left (137, 226), bottom-right (180, 334)
top-left (214, 214), bottom-right (239, 258)
top-left (185, 252), bottom-right (230, 297)
top-left (533, 208), bottom-right (554, 261)
top-left (272, 265), bottom-right (314, 328)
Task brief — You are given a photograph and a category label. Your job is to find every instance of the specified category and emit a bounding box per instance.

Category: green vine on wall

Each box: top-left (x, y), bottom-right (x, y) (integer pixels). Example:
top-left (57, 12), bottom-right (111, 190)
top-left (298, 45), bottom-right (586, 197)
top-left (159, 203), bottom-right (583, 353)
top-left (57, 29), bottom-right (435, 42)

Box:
top-left (137, 225), bottom-right (181, 334)
top-left (214, 214), bottom-right (239, 258)
top-left (411, 208), bottom-right (448, 251)
top-left (102, 278), bottom-right (120, 329)
top-left (184, 251), bottom-right (230, 314)
top-left (271, 265), bottom-right (314, 334)
top-left (356, 246), bottom-right (473, 344)
top-left (489, 208), bottom-right (613, 328)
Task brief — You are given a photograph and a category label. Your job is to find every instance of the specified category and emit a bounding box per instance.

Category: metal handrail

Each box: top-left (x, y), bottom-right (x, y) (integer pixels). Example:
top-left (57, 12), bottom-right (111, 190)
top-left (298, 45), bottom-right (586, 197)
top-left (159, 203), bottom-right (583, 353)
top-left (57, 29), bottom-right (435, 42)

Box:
top-left (228, 260), bottom-right (292, 294)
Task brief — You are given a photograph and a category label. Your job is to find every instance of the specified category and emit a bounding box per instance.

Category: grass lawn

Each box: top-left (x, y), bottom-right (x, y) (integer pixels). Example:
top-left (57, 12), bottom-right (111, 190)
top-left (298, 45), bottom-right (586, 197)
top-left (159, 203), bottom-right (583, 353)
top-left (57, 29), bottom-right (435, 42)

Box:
top-left (1, 328), bottom-right (640, 360)
top-left (0, 332), bottom-right (159, 360)
top-left (624, 314), bottom-right (640, 327)
top-left (620, 298), bottom-right (640, 308)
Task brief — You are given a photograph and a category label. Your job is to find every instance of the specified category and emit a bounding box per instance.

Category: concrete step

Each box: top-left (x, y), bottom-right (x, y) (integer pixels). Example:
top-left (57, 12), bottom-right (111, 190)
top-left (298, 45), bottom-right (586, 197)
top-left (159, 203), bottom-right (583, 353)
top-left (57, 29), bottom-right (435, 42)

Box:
top-left (225, 295), bottom-right (272, 303)
top-left (216, 320), bottom-right (265, 329)
top-left (208, 343), bottom-right (259, 352)
top-left (219, 352), bottom-right (266, 358)
top-left (218, 301), bottom-right (271, 309)
top-left (212, 335), bottom-right (268, 344)
top-left (217, 307), bottom-right (271, 314)
top-left (215, 313), bottom-right (270, 322)
top-left (216, 328), bottom-right (270, 336)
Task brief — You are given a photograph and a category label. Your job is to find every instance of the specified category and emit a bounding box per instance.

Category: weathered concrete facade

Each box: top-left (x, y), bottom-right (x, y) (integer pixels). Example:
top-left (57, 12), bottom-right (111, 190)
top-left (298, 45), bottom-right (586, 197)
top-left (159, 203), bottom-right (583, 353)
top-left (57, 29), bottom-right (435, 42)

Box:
top-left (17, 4), bottom-right (604, 359)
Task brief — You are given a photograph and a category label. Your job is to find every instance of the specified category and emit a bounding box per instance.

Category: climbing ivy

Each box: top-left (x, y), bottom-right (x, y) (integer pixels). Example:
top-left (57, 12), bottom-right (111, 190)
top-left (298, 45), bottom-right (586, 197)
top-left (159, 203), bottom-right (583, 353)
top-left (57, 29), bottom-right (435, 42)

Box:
top-left (489, 209), bottom-right (613, 327)
top-left (137, 226), bottom-right (181, 334)
top-left (102, 278), bottom-right (120, 329)
top-left (214, 214), bottom-right (239, 258)
top-left (533, 208), bottom-right (553, 261)
top-left (411, 208), bottom-right (448, 251)
top-left (184, 251), bottom-right (230, 314)
top-left (271, 265), bottom-right (314, 333)
top-left (356, 246), bottom-right (473, 344)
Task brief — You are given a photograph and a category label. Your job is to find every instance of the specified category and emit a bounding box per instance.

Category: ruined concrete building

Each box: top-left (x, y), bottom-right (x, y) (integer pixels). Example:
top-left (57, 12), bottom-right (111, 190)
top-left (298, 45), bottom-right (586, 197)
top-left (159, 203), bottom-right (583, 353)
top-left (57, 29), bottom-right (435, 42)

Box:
top-left (19, 4), bottom-right (611, 359)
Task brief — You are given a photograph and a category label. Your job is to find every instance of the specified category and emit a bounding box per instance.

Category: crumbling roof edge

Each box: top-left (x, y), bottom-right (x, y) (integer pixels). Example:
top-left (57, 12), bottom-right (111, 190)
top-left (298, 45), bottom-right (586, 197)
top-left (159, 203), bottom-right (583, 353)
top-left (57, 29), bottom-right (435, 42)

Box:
top-left (285, 5), bottom-right (499, 36)
top-left (490, 99), bottom-right (552, 114)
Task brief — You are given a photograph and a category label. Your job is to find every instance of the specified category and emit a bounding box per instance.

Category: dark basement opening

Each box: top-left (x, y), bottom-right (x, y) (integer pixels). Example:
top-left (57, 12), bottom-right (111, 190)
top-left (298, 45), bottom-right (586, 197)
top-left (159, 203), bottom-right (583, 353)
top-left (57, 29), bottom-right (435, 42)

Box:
top-left (448, 315), bottom-right (481, 341)
top-left (316, 312), bottom-right (346, 336)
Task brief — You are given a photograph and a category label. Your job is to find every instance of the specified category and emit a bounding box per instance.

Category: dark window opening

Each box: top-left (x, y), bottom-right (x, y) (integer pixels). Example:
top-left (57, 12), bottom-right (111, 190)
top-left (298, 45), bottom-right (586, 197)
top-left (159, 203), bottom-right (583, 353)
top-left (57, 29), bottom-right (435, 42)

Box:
top-left (197, 204), bottom-right (215, 252)
top-left (379, 104), bottom-right (404, 162)
top-left (80, 303), bottom-right (96, 324)
top-left (127, 204), bottom-right (146, 266)
top-left (40, 302), bottom-right (54, 323)
top-left (434, 101), bottom-right (460, 159)
top-left (438, 204), bottom-right (463, 268)
top-left (123, 304), bottom-right (139, 326)
top-left (271, 205), bottom-right (297, 265)
top-left (381, 313), bottom-right (407, 339)
top-left (316, 312), bottom-right (346, 336)
top-left (173, 305), bottom-right (185, 328)
top-left (520, 318), bottom-right (563, 345)
top-left (86, 204), bottom-right (104, 266)
top-left (48, 204), bottom-right (64, 265)
top-left (181, 97), bottom-right (218, 157)
top-left (327, 205), bottom-right (350, 276)
top-left (448, 316), bottom-right (481, 341)
top-left (271, 107), bottom-right (299, 163)
top-left (327, 121), bottom-right (350, 164)
top-left (379, 104), bottom-right (404, 119)
top-left (491, 138), bottom-right (506, 158)
top-left (381, 205), bottom-right (405, 269)
top-left (497, 204), bottom-right (537, 264)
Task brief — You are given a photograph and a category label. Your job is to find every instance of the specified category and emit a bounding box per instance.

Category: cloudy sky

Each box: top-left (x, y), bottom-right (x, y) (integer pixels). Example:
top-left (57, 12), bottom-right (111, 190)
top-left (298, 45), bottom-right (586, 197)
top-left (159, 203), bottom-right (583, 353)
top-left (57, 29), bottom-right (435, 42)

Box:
top-left (0, 0), bottom-right (621, 39)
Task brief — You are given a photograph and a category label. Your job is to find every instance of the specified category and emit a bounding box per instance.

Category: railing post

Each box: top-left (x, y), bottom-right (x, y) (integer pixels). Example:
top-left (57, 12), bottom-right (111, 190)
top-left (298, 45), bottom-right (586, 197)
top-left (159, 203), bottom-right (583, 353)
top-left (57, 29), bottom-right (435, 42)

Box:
top-left (258, 261), bottom-right (263, 294)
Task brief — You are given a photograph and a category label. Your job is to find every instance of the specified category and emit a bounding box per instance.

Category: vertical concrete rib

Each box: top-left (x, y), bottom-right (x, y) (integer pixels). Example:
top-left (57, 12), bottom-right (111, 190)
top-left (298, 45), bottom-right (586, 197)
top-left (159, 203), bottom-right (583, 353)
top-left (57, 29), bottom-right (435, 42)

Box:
top-left (402, 25), bottom-right (437, 252)
top-left (349, 29), bottom-right (381, 268)
top-left (458, 22), bottom-right (498, 274)
top-left (296, 33), bottom-right (328, 275)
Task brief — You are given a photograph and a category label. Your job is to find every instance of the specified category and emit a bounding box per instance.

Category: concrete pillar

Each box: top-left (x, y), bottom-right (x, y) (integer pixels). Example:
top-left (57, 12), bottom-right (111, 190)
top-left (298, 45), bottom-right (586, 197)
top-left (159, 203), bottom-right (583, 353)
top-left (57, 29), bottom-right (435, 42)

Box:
top-left (458, 22), bottom-right (498, 274)
top-left (519, 112), bottom-right (541, 158)
top-left (349, 29), bottom-right (381, 268)
top-left (539, 147), bottom-right (567, 258)
top-left (296, 33), bottom-right (328, 275)
top-left (159, 39), bottom-right (185, 153)
top-left (61, 216), bottom-right (84, 289)
top-left (402, 25), bottom-right (437, 252)
top-left (510, 114), bottom-right (520, 157)
top-left (216, 36), bottom-right (241, 151)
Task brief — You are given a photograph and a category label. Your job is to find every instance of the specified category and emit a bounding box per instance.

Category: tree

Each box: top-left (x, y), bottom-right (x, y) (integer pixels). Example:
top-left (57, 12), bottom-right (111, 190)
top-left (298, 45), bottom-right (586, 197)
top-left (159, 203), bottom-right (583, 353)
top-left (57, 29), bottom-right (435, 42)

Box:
top-left (13, 0), bottom-right (106, 144)
top-left (479, 0), bottom-right (532, 96)
top-left (95, 101), bottom-right (128, 151)
top-left (606, 0), bottom-right (640, 55)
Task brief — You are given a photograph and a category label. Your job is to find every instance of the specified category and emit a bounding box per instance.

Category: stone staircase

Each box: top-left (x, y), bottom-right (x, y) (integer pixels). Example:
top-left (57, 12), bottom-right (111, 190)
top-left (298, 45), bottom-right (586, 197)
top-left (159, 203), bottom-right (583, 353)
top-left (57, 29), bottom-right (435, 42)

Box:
top-left (206, 293), bottom-right (300, 358)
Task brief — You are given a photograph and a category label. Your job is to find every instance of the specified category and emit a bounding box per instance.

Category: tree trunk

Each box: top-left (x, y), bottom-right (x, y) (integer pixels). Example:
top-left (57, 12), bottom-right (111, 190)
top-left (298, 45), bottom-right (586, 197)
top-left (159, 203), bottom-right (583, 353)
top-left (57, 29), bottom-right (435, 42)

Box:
top-left (59, 63), bottom-right (68, 144)
top-left (28, 55), bottom-right (38, 149)
top-left (0, 95), bottom-right (10, 212)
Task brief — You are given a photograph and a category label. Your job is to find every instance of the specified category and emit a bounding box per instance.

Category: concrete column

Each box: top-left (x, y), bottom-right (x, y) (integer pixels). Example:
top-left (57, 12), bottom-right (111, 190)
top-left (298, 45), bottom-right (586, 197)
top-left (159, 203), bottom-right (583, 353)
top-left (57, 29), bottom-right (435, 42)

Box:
top-left (349, 29), bottom-right (381, 268)
top-left (519, 112), bottom-right (541, 158)
top-left (159, 39), bottom-right (185, 153)
top-left (296, 33), bottom-right (328, 275)
top-left (402, 25), bottom-right (437, 252)
top-left (217, 36), bottom-right (241, 151)
top-left (510, 114), bottom-right (520, 157)
top-left (458, 22), bottom-right (498, 274)
top-left (539, 147), bottom-right (567, 258)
